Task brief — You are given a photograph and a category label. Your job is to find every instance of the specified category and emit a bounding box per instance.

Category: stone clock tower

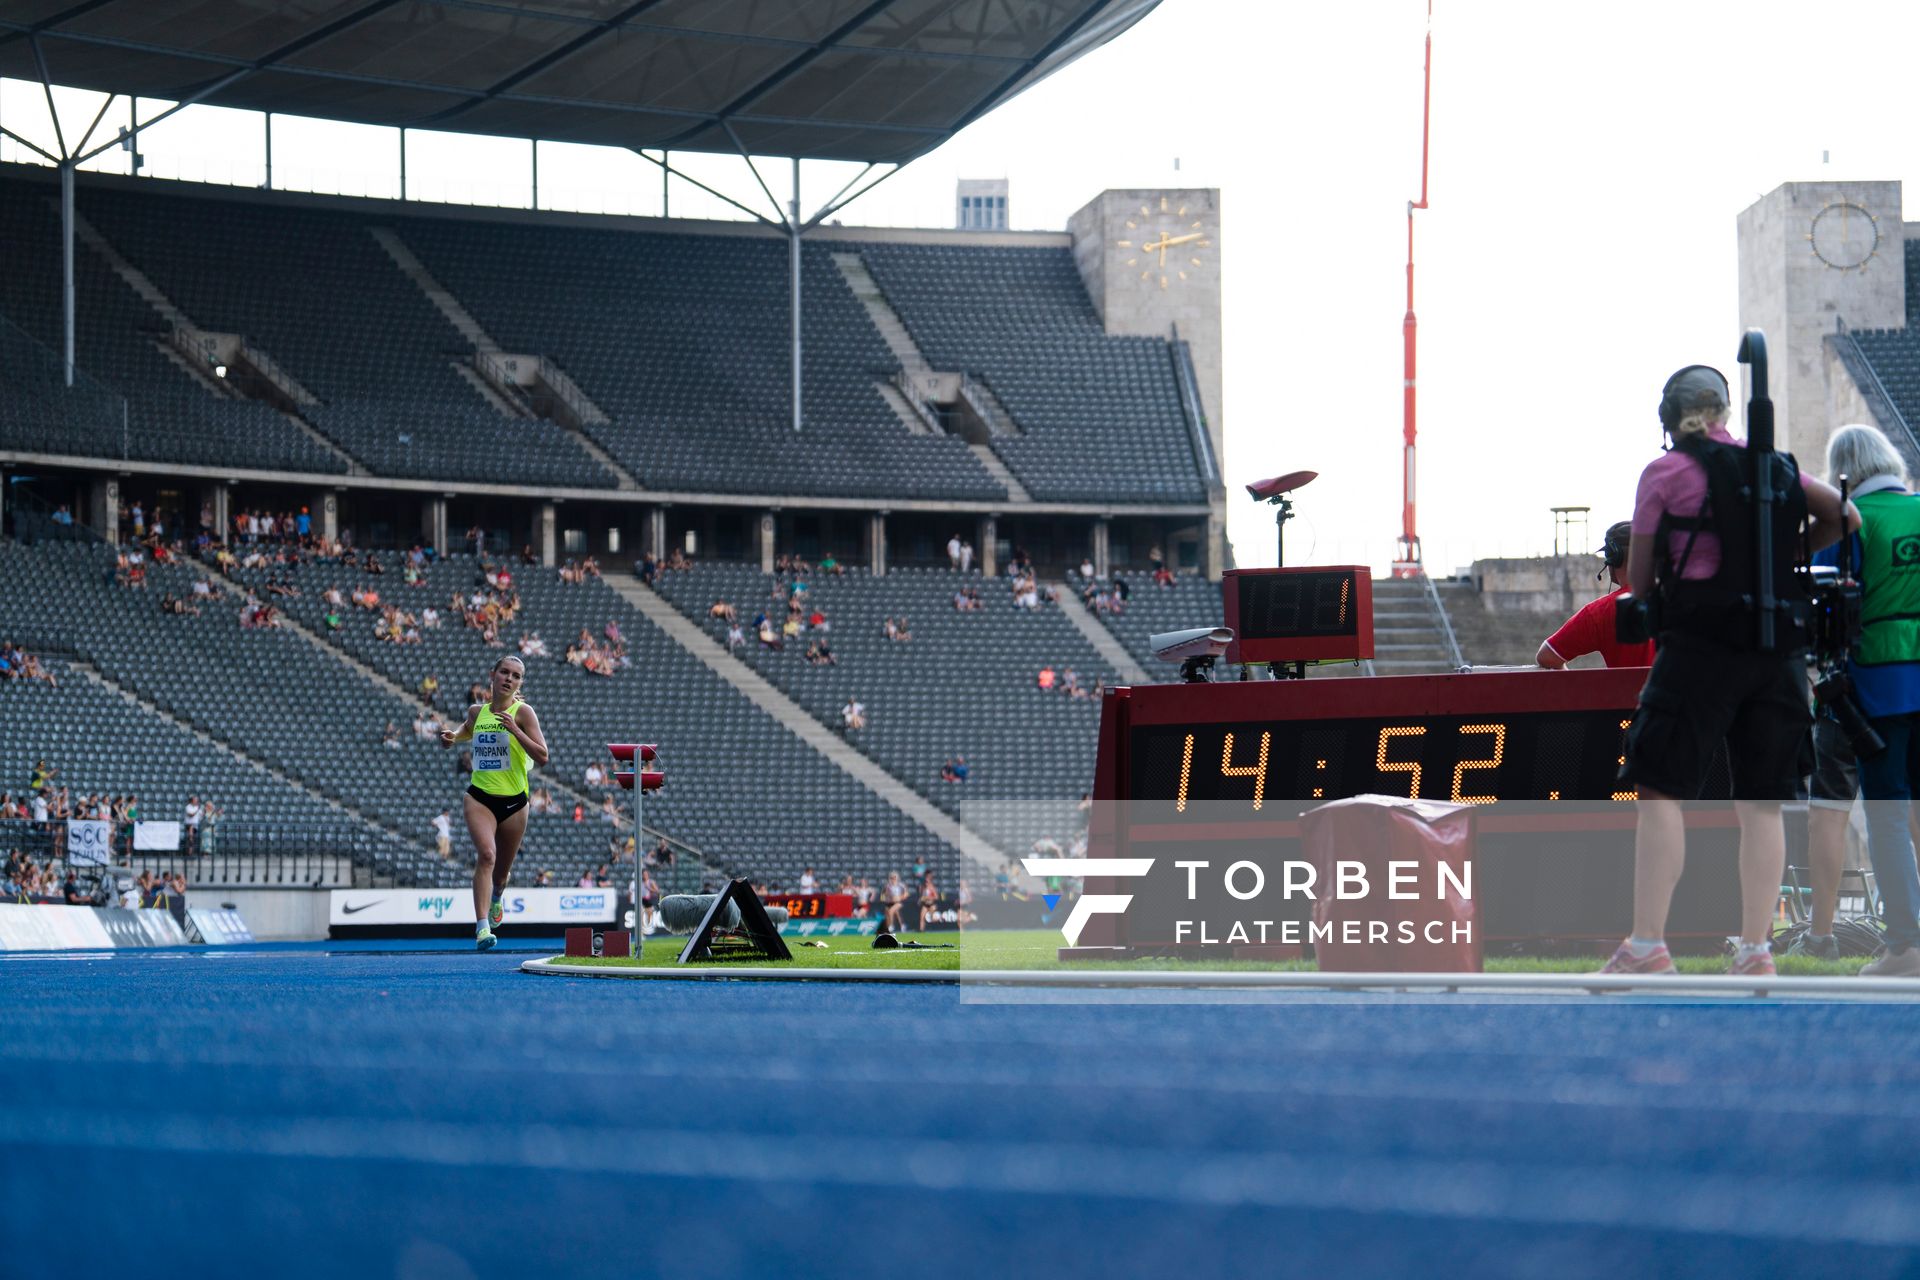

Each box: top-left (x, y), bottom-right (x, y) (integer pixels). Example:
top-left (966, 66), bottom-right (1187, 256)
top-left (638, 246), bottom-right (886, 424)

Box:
top-left (1737, 180), bottom-right (1906, 463)
top-left (1069, 188), bottom-right (1226, 575)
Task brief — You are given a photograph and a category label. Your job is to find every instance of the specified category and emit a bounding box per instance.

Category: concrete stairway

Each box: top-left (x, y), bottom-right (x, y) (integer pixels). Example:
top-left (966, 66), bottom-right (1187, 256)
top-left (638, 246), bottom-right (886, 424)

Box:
top-left (371, 226), bottom-right (635, 489)
top-left (67, 657), bottom-right (403, 857)
top-left (969, 443), bottom-right (1031, 503)
top-left (1052, 585), bottom-right (1149, 684)
top-left (67, 203), bottom-right (362, 473)
top-left (607, 573), bottom-right (1005, 873)
top-left (1369, 576), bottom-right (1464, 674)
top-left (833, 251), bottom-right (927, 375)
top-left (369, 227), bottom-right (496, 352)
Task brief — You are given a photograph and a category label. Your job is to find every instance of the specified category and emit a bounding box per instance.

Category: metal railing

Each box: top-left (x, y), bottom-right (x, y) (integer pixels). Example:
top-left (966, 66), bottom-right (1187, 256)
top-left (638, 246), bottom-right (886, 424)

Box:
top-left (1832, 318), bottom-right (1920, 463)
top-left (1419, 570), bottom-right (1467, 670)
top-left (889, 368), bottom-right (945, 434)
top-left (957, 372), bottom-right (1016, 438)
top-left (0, 818), bottom-right (365, 882)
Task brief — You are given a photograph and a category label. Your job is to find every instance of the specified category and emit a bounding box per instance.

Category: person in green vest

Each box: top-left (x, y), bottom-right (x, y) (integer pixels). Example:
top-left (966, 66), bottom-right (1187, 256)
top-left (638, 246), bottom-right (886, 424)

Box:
top-left (442, 655), bottom-right (550, 950)
top-left (1825, 424), bottom-right (1920, 976)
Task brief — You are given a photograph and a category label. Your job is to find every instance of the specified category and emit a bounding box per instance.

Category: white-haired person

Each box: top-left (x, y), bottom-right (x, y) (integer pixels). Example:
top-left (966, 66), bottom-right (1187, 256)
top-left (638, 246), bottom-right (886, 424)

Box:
top-left (1606, 366), bottom-right (1856, 977)
top-left (1809, 423), bottom-right (1920, 975)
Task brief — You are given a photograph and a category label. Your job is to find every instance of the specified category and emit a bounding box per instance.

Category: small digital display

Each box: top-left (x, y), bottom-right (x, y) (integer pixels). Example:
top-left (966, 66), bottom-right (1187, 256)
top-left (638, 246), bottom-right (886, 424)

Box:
top-left (1223, 567), bottom-right (1373, 664)
top-left (766, 893), bottom-right (854, 919)
top-left (1235, 571), bottom-right (1360, 638)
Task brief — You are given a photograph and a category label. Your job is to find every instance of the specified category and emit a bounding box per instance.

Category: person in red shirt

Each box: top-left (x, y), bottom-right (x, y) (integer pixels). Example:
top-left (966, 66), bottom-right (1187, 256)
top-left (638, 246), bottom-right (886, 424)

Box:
top-left (1536, 521), bottom-right (1654, 669)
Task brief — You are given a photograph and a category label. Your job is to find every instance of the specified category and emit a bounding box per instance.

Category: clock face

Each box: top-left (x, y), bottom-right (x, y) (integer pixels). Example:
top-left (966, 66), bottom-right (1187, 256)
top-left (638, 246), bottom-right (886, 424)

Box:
top-left (1115, 195), bottom-right (1213, 290)
top-left (1808, 200), bottom-right (1880, 270)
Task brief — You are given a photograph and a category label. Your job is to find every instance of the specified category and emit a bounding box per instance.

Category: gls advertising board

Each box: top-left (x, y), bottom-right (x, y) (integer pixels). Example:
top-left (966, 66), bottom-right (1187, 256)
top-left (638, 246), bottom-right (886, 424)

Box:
top-left (328, 888), bottom-right (618, 927)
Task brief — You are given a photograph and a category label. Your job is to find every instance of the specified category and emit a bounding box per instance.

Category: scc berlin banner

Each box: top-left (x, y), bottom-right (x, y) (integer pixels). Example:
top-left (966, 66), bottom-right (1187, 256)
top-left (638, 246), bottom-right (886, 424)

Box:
top-left (64, 819), bottom-right (113, 867)
top-left (328, 888), bottom-right (619, 927)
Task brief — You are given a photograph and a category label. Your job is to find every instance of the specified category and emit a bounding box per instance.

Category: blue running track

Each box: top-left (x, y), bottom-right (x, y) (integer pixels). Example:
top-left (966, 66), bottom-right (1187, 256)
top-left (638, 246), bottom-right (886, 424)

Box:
top-left (3, 943), bottom-right (1918, 1278)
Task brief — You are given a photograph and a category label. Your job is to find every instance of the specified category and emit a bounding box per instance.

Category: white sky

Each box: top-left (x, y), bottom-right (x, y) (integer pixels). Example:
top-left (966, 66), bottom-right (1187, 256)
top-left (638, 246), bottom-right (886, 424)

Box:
top-left (7, 0), bottom-right (1920, 573)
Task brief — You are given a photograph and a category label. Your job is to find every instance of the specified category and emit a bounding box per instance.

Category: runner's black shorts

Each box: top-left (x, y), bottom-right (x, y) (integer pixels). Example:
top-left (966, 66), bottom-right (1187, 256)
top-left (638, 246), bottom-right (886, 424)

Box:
top-left (1808, 714), bottom-right (1858, 810)
top-left (1620, 634), bottom-right (1813, 801)
top-left (466, 786), bottom-right (529, 823)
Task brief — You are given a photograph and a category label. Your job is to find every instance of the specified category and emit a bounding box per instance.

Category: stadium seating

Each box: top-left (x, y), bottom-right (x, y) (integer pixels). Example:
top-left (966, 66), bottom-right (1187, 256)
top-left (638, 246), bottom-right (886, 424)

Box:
top-left (396, 218), bottom-right (1009, 500)
top-left (860, 243), bottom-right (1208, 503)
top-left (0, 655), bottom-right (404, 871)
top-left (0, 175), bottom-right (348, 474)
top-left (70, 184), bottom-right (616, 488)
top-left (218, 549), bottom-right (961, 890)
top-left (650, 561), bottom-right (1109, 851)
top-left (1842, 241), bottom-right (1920, 457)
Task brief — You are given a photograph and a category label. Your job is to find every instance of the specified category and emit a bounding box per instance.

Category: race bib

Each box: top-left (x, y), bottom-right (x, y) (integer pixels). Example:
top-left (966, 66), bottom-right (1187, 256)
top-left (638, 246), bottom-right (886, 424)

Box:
top-left (473, 729), bottom-right (510, 771)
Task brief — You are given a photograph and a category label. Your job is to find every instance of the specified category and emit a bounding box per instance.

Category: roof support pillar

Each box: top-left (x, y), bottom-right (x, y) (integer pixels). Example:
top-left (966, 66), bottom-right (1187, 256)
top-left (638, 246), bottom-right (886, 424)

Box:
top-left (759, 510), bottom-right (776, 576)
top-left (790, 156), bottom-right (802, 433)
top-left (264, 112), bottom-right (272, 189)
top-left (868, 511), bottom-right (887, 578)
top-left (978, 514), bottom-right (998, 579)
top-left (60, 159), bottom-right (74, 387)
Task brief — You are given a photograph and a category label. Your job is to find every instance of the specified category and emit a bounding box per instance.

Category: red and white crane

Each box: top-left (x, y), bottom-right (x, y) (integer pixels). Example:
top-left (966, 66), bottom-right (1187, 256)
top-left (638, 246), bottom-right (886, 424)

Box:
top-left (1393, 0), bottom-right (1434, 579)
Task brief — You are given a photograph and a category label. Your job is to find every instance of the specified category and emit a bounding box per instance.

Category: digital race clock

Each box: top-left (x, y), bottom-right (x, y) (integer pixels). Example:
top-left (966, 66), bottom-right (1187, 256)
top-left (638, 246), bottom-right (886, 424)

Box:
top-left (1104, 666), bottom-right (1644, 809)
top-left (1078, 667), bottom-right (1742, 951)
top-left (764, 893), bottom-right (853, 919)
top-left (1222, 566), bottom-right (1373, 665)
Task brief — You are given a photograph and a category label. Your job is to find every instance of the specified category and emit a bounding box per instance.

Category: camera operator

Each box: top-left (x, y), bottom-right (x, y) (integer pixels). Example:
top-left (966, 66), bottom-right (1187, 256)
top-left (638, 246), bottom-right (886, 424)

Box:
top-left (1536, 520), bottom-right (1654, 669)
top-left (1810, 424), bottom-right (1920, 975)
top-left (1605, 366), bottom-right (1856, 976)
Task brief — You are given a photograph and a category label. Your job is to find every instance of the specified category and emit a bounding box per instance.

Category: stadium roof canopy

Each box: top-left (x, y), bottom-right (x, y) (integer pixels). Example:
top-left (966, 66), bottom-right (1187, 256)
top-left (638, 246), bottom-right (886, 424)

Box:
top-left (0, 0), bottom-right (1160, 165)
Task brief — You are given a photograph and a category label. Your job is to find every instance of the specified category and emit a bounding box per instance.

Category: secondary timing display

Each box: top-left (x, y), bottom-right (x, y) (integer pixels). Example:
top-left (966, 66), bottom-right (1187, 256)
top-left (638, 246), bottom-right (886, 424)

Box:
top-left (1223, 567), bottom-right (1373, 664)
top-left (1129, 710), bottom-right (1637, 810)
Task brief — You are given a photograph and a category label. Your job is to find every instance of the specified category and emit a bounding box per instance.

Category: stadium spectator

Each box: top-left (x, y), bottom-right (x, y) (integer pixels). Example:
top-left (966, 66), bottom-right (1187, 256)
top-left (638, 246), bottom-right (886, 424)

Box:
top-left (918, 877), bottom-right (942, 930)
top-left (948, 534), bottom-right (962, 568)
top-left (960, 540), bottom-right (974, 573)
top-left (529, 787), bottom-right (556, 817)
top-left (577, 867), bottom-right (597, 888)
top-left (952, 755), bottom-right (970, 783)
top-left (637, 553), bottom-right (658, 586)
top-left (50, 504), bottom-right (73, 526)
top-left (820, 551), bottom-right (843, 576)
top-left (432, 810), bottom-right (453, 860)
top-left (62, 869), bottom-right (89, 906)
top-left (941, 758), bottom-right (960, 784)
top-left (841, 697), bottom-right (867, 732)
top-left (854, 877), bottom-right (875, 917)
top-left (799, 867), bottom-right (817, 894)
top-left (725, 620), bottom-right (745, 651)
top-left (584, 761), bottom-right (608, 789)
top-left (174, 795), bottom-right (201, 853)
top-left (381, 722), bottom-right (402, 749)
top-left (1037, 664), bottom-right (1056, 692)
top-left (163, 873), bottom-right (189, 929)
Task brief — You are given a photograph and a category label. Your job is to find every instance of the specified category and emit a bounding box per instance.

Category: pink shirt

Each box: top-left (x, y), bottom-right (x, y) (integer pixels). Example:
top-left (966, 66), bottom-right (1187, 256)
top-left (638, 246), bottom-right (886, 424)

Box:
top-left (1630, 426), bottom-right (1815, 580)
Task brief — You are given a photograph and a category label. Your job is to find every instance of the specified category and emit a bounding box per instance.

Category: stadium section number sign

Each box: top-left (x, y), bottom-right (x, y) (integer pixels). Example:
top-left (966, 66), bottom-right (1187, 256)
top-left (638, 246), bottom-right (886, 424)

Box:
top-left (1222, 567), bottom-right (1374, 665)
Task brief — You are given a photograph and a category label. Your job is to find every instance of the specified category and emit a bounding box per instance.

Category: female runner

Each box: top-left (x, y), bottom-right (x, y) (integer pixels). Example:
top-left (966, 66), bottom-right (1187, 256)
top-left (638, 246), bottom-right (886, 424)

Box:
top-left (442, 654), bottom-right (549, 949)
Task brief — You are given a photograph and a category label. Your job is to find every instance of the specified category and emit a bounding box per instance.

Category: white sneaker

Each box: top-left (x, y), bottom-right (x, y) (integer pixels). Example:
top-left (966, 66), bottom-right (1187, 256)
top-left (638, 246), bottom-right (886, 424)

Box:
top-left (1859, 947), bottom-right (1920, 977)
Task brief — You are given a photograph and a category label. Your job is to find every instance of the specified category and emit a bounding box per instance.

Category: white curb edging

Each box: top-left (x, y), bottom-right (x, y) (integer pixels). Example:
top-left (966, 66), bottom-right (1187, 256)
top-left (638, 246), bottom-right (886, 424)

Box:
top-left (519, 958), bottom-right (1920, 999)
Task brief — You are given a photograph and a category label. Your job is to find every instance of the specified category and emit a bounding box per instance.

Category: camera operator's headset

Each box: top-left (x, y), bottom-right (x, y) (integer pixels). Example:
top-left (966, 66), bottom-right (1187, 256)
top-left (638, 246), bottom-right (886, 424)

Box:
top-left (1657, 365), bottom-right (1730, 441)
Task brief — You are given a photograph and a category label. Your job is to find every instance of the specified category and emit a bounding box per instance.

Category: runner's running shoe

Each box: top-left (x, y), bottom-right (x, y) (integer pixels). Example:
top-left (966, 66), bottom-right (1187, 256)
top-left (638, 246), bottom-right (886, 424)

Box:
top-left (489, 897), bottom-right (505, 929)
top-left (476, 923), bottom-right (497, 952)
top-left (1599, 940), bottom-right (1675, 975)
top-left (1785, 931), bottom-right (1840, 961)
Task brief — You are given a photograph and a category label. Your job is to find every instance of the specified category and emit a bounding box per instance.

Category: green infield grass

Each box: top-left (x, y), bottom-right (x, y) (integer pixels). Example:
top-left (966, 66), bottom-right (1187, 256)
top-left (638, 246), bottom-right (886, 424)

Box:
top-left (544, 929), bottom-right (1870, 977)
